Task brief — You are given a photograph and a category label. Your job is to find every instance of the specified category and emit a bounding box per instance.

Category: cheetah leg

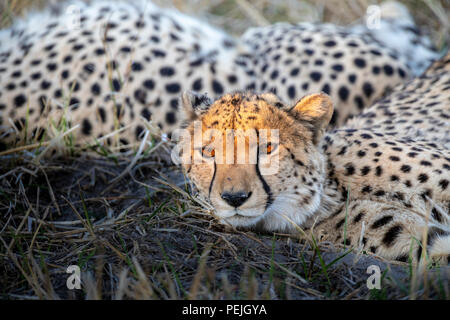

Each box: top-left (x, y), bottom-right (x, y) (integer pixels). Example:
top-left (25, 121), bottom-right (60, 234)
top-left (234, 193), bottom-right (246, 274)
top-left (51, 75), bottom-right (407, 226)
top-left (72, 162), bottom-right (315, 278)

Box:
top-left (312, 199), bottom-right (450, 266)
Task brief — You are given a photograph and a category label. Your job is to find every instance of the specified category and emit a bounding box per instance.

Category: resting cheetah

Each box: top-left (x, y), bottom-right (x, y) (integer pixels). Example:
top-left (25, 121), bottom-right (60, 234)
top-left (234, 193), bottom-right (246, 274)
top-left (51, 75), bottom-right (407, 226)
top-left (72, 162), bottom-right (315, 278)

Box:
top-left (0, 1), bottom-right (446, 264)
top-left (180, 51), bottom-right (450, 265)
top-left (0, 0), bottom-right (438, 151)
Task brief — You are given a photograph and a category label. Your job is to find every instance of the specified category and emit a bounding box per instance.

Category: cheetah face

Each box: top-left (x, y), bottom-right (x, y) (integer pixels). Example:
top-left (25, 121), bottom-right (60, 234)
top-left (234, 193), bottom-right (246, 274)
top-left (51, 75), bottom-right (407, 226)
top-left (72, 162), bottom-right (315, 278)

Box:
top-left (178, 91), bottom-right (333, 232)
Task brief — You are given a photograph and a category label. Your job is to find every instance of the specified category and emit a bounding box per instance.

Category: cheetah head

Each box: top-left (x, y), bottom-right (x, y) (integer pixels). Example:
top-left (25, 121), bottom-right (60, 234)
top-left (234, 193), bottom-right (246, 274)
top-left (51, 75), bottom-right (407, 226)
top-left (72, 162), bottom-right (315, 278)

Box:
top-left (177, 91), bottom-right (333, 232)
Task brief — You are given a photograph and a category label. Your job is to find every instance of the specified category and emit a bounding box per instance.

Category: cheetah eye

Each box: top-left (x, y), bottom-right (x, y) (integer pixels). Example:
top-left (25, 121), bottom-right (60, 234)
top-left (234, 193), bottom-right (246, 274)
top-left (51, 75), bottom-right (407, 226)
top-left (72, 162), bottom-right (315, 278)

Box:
top-left (264, 142), bottom-right (278, 155)
top-left (201, 146), bottom-right (215, 158)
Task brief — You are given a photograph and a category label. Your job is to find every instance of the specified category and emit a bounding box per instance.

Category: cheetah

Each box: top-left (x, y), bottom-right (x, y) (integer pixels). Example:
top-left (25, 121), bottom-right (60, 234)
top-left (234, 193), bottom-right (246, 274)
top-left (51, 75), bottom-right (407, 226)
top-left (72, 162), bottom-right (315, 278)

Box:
top-left (180, 51), bottom-right (450, 265)
top-left (0, 0), bottom-right (438, 151)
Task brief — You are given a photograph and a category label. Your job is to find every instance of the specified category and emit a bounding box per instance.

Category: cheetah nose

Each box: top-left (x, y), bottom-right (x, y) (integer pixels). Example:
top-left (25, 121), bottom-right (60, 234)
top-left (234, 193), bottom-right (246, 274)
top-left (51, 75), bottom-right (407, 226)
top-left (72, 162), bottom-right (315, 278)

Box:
top-left (221, 191), bottom-right (252, 208)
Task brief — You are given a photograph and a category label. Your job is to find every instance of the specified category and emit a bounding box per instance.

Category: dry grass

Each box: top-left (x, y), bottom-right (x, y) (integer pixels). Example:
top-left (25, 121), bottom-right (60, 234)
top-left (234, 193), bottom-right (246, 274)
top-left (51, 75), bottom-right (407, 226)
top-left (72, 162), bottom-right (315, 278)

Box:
top-left (1, 0), bottom-right (449, 300)
top-left (1, 145), bottom-right (449, 300)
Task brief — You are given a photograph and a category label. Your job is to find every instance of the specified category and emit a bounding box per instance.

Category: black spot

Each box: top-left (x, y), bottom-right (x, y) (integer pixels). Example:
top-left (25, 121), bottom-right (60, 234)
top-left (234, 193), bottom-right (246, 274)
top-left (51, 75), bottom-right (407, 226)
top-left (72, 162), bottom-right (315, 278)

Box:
top-left (286, 46), bottom-right (295, 53)
top-left (389, 156), bottom-right (400, 162)
top-left (344, 163), bottom-right (355, 176)
top-left (11, 70), bottom-right (22, 78)
top-left (431, 207), bottom-right (443, 223)
top-left (69, 97), bottom-right (79, 108)
top-left (332, 51), bottom-right (343, 58)
top-left (95, 48), bottom-right (105, 56)
top-left (166, 112), bottom-right (176, 124)
top-left (395, 254), bottom-right (409, 263)
top-left (143, 79), bottom-right (155, 90)
top-left (417, 173), bottom-right (429, 183)
top-left (362, 82), bottom-right (374, 98)
top-left (352, 211), bottom-right (365, 225)
top-left (170, 98), bottom-right (179, 109)
top-left (166, 83), bottom-right (181, 93)
top-left (83, 63), bottom-right (95, 74)
top-left (420, 160), bottom-right (432, 167)
top-left (73, 44), bottom-right (85, 51)
top-left (152, 49), bottom-right (166, 57)
top-left (287, 85), bottom-right (296, 99)
top-left (14, 94), bottom-right (27, 107)
top-left (372, 66), bottom-right (380, 74)
top-left (141, 108), bottom-right (151, 121)
top-left (382, 225), bottom-right (402, 247)
top-left (342, 239), bottom-right (351, 246)
top-left (82, 118), bottom-right (92, 135)
top-left (335, 218), bottom-right (346, 229)
top-left (438, 179), bottom-right (448, 190)
top-left (212, 80), bottom-right (224, 95)
top-left (321, 83), bottom-right (331, 95)
top-left (31, 72), bottom-right (41, 80)
top-left (41, 80), bottom-right (52, 90)
top-left (383, 64), bottom-right (394, 76)
top-left (398, 67), bottom-right (406, 78)
top-left (68, 80), bottom-right (80, 92)
top-left (400, 165), bottom-right (411, 173)
top-left (135, 125), bottom-right (144, 139)
top-left (354, 58), bottom-right (366, 68)
top-left (160, 66), bottom-right (175, 77)
top-left (331, 64), bottom-right (343, 72)
top-left (270, 70), bottom-right (279, 79)
top-left (61, 70), bottom-right (70, 79)
top-left (6, 83), bottom-right (15, 91)
top-left (112, 79), bottom-right (121, 91)
top-left (374, 190), bottom-right (385, 197)
top-left (91, 83), bottom-right (101, 96)
top-left (310, 72), bottom-right (322, 82)
top-left (361, 166), bottom-right (370, 175)
top-left (338, 86), bottom-right (349, 101)
top-left (227, 75), bottom-right (237, 84)
top-left (371, 216), bottom-right (393, 229)
top-left (98, 107), bottom-right (106, 123)
top-left (131, 62), bottom-right (143, 72)
top-left (30, 59), bottom-right (41, 66)
top-left (375, 166), bottom-right (383, 176)
top-left (63, 55), bottom-right (73, 64)
top-left (348, 74), bottom-right (357, 83)
top-left (290, 68), bottom-right (300, 76)
top-left (134, 89), bottom-right (147, 105)
top-left (47, 63), bottom-right (58, 71)
top-left (354, 96), bottom-right (364, 110)
top-left (192, 78), bottom-right (203, 91)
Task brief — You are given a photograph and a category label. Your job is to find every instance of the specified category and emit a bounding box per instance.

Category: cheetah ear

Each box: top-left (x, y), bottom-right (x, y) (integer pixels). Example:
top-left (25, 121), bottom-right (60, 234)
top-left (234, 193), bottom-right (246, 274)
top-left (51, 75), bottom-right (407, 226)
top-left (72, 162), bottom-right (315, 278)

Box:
top-left (289, 93), bottom-right (334, 144)
top-left (181, 91), bottom-right (213, 120)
